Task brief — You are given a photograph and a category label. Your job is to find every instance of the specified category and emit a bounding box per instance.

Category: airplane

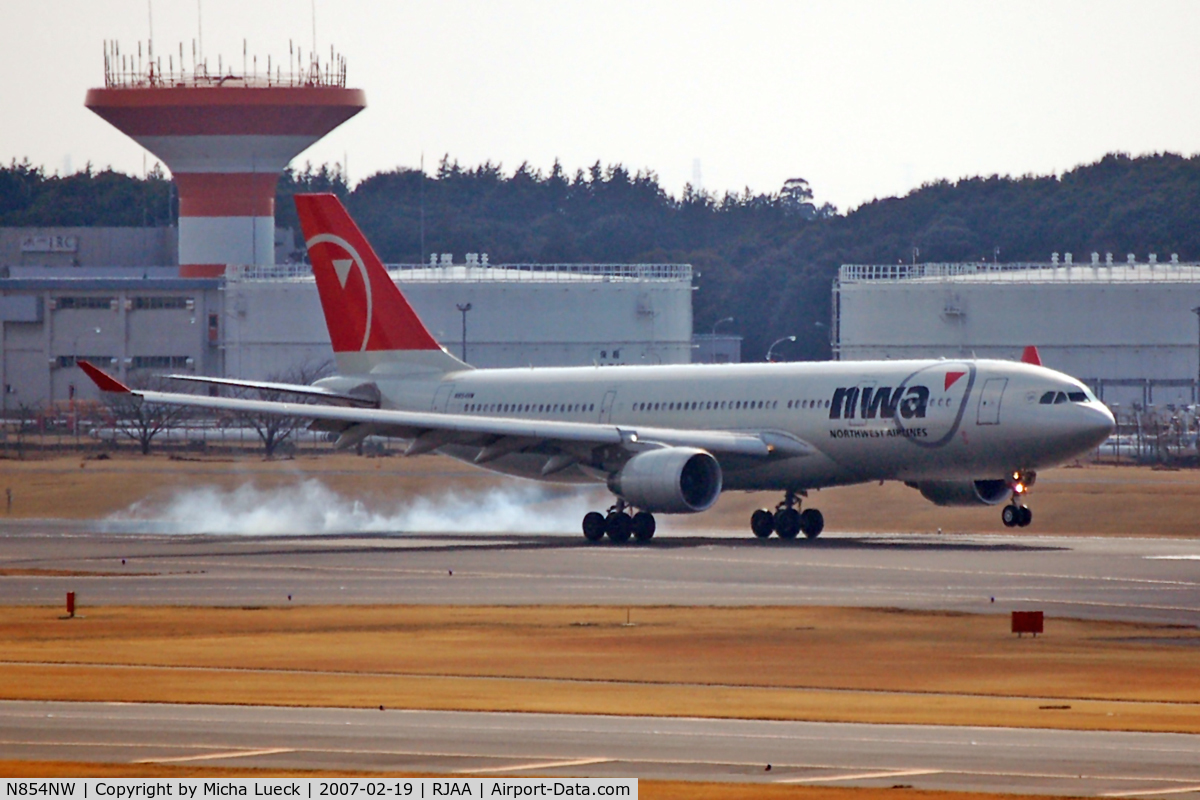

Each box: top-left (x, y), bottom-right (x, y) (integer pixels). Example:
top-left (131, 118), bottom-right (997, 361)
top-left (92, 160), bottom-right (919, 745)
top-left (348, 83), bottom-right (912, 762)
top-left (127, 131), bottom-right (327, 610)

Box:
top-left (79, 193), bottom-right (1115, 543)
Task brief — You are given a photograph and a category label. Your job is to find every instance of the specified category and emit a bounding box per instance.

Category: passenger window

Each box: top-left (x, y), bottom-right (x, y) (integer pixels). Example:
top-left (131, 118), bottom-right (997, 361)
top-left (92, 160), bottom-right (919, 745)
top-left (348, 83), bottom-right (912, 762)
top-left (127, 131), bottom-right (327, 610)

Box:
top-left (1039, 391), bottom-right (1056, 404)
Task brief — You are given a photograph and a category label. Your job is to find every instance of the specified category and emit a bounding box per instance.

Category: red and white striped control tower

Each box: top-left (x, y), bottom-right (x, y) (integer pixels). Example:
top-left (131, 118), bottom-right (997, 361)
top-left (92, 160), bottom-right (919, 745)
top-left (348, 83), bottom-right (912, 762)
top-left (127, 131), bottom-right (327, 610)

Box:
top-left (86, 42), bottom-right (365, 277)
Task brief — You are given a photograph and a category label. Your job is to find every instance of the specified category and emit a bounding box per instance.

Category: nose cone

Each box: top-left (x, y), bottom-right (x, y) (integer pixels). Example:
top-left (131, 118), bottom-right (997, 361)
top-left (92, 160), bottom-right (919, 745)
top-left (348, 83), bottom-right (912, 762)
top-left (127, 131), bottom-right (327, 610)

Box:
top-left (1073, 403), bottom-right (1116, 452)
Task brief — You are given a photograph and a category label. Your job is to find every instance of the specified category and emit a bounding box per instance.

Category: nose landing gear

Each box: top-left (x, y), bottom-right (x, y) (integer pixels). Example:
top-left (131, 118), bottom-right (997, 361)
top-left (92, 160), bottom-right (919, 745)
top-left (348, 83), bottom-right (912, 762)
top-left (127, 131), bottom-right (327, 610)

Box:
top-left (1001, 471), bottom-right (1035, 528)
top-left (751, 490), bottom-right (823, 540)
top-left (1001, 503), bottom-right (1032, 527)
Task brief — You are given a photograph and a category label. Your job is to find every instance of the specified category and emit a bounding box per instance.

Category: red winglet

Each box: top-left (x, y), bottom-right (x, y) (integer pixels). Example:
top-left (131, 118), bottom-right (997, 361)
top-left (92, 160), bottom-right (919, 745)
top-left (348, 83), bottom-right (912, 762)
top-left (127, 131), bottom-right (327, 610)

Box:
top-left (1020, 346), bottom-right (1043, 366)
top-left (77, 360), bottom-right (131, 393)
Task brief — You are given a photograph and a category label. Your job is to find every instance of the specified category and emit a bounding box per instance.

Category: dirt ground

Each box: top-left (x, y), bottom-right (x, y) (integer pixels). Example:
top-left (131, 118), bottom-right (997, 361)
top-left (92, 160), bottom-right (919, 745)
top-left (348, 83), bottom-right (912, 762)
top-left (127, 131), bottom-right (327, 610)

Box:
top-left (1, 605), bottom-right (1197, 733)
top-left (0, 453), bottom-right (1198, 535)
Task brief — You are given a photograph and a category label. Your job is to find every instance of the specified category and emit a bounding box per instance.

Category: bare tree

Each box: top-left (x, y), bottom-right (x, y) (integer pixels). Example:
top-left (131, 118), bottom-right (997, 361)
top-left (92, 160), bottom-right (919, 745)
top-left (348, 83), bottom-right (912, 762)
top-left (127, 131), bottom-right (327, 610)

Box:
top-left (9, 401), bottom-right (41, 459)
top-left (237, 360), bottom-right (332, 457)
top-left (105, 373), bottom-right (190, 455)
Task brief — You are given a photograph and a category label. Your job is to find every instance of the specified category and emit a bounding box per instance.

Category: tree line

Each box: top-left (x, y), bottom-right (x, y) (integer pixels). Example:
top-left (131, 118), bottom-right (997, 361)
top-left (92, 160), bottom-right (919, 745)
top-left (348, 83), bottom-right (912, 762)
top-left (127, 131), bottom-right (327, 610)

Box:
top-left (6, 152), bottom-right (1200, 360)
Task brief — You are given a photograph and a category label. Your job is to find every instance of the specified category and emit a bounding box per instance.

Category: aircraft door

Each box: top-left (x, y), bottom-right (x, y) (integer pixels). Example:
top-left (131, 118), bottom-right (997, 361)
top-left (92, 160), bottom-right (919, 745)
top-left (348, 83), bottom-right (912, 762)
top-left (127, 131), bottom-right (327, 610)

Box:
top-left (599, 390), bottom-right (617, 423)
top-left (976, 378), bottom-right (1008, 425)
top-left (432, 383), bottom-right (455, 412)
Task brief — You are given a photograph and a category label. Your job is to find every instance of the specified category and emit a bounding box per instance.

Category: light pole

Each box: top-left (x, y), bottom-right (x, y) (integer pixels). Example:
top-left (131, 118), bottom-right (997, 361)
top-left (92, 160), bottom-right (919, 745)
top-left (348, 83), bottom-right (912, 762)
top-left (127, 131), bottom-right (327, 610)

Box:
top-left (709, 317), bottom-right (734, 363)
top-left (1192, 307), bottom-right (1200, 403)
top-left (456, 303), bottom-right (472, 363)
top-left (765, 335), bottom-right (796, 363)
top-left (68, 327), bottom-right (102, 436)
top-left (711, 316), bottom-right (734, 336)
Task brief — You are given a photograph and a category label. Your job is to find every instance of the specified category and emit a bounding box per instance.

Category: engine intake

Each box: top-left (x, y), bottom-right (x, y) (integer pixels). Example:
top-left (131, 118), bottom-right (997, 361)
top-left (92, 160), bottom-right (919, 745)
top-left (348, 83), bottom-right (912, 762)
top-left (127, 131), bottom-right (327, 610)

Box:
top-left (911, 479), bottom-right (1012, 507)
top-left (609, 447), bottom-right (722, 514)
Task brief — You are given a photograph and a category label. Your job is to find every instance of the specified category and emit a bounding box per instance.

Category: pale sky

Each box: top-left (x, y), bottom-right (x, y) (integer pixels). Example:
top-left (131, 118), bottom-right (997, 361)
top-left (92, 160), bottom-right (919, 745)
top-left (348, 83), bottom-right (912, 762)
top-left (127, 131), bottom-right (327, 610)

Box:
top-left (4, 0), bottom-right (1199, 211)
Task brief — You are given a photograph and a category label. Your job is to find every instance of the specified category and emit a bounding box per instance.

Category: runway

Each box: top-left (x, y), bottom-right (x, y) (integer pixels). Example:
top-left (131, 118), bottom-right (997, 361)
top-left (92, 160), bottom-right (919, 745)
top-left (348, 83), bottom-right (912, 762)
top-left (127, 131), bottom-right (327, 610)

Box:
top-left (3, 523), bottom-right (1199, 789)
top-left (1, 523), bottom-right (1199, 625)
top-left (2, 700), bottom-right (1200, 795)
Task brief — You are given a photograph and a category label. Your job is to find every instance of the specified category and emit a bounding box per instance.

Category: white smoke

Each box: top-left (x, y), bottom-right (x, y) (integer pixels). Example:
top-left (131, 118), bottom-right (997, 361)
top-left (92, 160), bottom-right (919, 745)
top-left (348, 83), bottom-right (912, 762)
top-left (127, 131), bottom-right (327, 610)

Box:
top-left (106, 479), bottom-right (601, 535)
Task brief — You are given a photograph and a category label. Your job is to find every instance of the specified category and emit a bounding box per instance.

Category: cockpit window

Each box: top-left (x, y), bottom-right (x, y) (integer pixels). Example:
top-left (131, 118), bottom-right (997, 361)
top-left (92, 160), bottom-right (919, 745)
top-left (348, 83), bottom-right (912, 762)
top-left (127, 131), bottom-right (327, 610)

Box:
top-left (1042, 388), bottom-right (1093, 405)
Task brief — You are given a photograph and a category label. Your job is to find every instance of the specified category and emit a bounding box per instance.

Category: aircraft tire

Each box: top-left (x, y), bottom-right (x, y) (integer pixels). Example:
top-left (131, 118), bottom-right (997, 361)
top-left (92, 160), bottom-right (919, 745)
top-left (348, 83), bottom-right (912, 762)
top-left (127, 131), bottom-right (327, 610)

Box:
top-left (582, 511), bottom-right (607, 542)
top-left (606, 512), bottom-right (633, 543)
top-left (1001, 504), bottom-right (1019, 528)
top-left (631, 511), bottom-right (656, 542)
top-left (1017, 505), bottom-right (1033, 527)
top-left (800, 508), bottom-right (824, 539)
top-left (775, 508), bottom-right (801, 539)
top-left (750, 509), bottom-right (775, 538)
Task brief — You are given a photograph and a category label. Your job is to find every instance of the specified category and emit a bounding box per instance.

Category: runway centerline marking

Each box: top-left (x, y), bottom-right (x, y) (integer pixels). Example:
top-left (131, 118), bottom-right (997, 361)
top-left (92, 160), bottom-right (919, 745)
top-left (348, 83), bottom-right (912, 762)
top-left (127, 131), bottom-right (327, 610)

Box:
top-left (1102, 786), bottom-right (1200, 797)
top-left (4, 734), bottom-right (1199, 787)
top-left (133, 747), bottom-right (294, 764)
top-left (458, 758), bottom-right (612, 773)
top-left (777, 768), bottom-right (944, 783)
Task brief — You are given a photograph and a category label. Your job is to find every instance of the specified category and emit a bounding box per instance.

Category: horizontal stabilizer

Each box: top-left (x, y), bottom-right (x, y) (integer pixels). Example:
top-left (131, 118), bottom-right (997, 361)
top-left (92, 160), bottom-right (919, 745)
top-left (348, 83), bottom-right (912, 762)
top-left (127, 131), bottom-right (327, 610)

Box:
top-left (166, 374), bottom-right (379, 407)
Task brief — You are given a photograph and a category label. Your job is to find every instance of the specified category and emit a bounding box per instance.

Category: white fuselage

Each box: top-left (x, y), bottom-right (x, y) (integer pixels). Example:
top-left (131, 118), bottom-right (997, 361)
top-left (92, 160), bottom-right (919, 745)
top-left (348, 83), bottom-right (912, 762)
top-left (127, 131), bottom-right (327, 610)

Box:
top-left (324, 357), bottom-right (1115, 492)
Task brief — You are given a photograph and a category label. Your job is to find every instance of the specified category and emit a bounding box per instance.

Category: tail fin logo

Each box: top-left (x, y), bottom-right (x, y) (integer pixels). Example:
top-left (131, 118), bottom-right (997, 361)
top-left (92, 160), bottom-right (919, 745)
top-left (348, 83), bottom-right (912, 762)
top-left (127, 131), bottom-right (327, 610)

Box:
top-left (306, 233), bottom-right (374, 352)
top-left (295, 193), bottom-right (441, 354)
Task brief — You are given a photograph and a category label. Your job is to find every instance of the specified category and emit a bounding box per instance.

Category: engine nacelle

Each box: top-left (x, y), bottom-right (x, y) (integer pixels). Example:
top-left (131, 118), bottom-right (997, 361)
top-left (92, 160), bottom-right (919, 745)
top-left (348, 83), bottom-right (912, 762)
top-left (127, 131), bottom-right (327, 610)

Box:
top-left (609, 447), bottom-right (722, 514)
top-left (911, 479), bottom-right (1012, 507)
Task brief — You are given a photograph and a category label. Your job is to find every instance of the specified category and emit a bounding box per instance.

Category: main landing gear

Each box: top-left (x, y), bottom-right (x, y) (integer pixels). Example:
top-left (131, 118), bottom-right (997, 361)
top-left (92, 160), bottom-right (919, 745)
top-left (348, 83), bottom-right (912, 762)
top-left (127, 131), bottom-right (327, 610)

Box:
top-left (751, 489), bottom-right (823, 540)
top-left (1001, 471), bottom-right (1035, 528)
top-left (582, 499), bottom-right (656, 544)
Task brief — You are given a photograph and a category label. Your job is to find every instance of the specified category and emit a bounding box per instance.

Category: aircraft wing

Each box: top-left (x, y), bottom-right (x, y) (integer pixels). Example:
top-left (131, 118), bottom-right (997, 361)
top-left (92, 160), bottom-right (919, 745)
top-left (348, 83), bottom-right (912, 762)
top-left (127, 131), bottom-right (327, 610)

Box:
top-left (78, 362), bottom-right (813, 460)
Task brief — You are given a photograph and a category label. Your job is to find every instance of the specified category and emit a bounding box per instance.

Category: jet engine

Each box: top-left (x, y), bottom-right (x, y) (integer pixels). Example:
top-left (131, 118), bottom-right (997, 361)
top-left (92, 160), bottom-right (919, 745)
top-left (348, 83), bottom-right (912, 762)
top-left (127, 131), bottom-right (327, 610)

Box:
top-left (609, 447), bottom-right (722, 513)
top-left (910, 479), bottom-right (1012, 507)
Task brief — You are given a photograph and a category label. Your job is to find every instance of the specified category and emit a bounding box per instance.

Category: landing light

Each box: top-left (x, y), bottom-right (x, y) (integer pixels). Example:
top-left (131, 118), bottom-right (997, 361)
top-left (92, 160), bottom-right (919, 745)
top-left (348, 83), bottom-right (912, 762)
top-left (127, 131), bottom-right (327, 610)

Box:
top-left (1013, 483), bottom-right (1025, 494)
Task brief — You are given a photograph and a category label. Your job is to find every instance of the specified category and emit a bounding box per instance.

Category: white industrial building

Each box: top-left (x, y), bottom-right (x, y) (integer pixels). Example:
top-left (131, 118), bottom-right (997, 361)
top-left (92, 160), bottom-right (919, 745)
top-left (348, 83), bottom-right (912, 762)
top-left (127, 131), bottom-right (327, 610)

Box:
top-left (0, 259), bottom-right (694, 408)
top-left (834, 257), bottom-right (1200, 406)
top-left (222, 262), bottom-right (694, 377)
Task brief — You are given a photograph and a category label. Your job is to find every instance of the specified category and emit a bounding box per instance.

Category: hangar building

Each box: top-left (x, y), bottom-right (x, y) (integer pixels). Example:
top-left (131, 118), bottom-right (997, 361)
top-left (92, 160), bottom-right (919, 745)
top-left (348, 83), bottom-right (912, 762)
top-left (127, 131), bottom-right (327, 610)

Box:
top-left (0, 258), bottom-right (693, 408)
top-left (833, 256), bottom-right (1200, 406)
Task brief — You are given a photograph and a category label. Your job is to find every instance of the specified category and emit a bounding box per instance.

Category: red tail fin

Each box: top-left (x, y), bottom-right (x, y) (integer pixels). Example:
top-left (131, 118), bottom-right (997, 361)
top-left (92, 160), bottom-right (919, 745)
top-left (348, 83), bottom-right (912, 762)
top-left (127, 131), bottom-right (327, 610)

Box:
top-left (1021, 345), bottom-right (1043, 366)
top-left (295, 193), bottom-right (441, 354)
